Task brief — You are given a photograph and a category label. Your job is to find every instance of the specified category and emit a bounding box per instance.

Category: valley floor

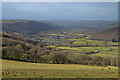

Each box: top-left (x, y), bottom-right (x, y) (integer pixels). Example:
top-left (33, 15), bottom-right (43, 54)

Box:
top-left (2, 59), bottom-right (118, 78)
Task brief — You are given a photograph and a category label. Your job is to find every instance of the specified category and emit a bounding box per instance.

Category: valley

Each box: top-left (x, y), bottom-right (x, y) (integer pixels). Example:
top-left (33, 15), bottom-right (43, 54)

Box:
top-left (1, 20), bottom-right (119, 78)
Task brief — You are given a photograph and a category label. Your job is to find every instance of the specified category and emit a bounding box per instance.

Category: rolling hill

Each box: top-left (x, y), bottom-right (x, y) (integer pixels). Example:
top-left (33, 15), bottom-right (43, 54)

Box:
top-left (1, 20), bottom-right (118, 41)
top-left (2, 20), bottom-right (58, 35)
top-left (2, 20), bottom-right (118, 34)
top-left (44, 20), bottom-right (117, 30)
top-left (90, 27), bottom-right (118, 41)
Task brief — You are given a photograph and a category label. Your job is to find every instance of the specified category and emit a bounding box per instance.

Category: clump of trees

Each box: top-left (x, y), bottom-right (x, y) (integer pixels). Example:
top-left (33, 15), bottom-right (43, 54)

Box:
top-left (2, 44), bottom-right (118, 66)
top-left (49, 52), bottom-right (67, 64)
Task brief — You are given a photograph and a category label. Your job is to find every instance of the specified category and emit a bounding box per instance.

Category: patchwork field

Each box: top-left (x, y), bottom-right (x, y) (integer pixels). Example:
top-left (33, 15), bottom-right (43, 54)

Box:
top-left (45, 44), bottom-right (118, 57)
top-left (2, 59), bottom-right (118, 78)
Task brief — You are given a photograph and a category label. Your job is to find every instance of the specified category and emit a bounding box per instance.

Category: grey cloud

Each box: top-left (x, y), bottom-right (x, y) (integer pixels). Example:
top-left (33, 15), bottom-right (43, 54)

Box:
top-left (2, 2), bottom-right (118, 20)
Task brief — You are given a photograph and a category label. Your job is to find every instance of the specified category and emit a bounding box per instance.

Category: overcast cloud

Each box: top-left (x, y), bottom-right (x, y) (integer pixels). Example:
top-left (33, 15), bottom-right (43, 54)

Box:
top-left (2, 2), bottom-right (118, 20)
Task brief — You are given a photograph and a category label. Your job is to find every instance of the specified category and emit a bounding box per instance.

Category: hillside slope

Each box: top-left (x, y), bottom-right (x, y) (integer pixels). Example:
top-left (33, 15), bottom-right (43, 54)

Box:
top-left (2, 59), bottom-right (118, 78)
top-left (90, 27), bottom-right (118, 41)
top-left (2, 32), bottom-right (40, 57)
top-left (44, 20), bottom-right (117, 30)
top-left (2, 20), bottom-right (57, 35)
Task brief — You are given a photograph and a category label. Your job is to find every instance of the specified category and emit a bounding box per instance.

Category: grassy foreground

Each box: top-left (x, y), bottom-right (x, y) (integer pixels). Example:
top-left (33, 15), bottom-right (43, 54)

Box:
top-left (2, 59), bottom-right (118, 78)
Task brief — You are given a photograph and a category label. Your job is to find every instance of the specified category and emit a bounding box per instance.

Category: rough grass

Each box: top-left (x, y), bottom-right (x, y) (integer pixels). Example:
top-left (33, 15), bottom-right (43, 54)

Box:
top-left (2, 59), bottom-right (118, 78)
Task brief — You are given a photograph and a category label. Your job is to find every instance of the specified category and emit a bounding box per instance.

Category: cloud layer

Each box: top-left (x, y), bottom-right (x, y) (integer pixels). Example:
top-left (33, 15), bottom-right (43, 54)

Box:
top-left (2, 2), bottom-right (118, 20)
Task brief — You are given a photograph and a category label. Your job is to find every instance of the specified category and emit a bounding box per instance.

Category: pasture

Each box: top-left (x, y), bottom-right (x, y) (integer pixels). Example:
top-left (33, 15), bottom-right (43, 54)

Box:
top-left (2, 59), bottom-right (118, 78)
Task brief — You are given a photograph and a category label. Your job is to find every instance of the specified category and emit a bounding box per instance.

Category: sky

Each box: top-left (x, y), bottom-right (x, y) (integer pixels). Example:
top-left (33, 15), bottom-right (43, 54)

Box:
top-left (2, 2), bottom-right (118, 20)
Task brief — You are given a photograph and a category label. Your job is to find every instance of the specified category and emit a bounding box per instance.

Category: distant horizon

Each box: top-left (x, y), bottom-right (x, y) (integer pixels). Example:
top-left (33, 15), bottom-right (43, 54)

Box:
top-left (2, 2), bottom-right (118, 21)
top-left (1, 19), bottom-right (118, 21)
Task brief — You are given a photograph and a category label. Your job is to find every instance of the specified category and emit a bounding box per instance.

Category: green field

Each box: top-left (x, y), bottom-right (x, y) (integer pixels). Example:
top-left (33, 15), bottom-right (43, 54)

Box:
top-left (45, 44), bottom-right (118, 57)
top-left (2, 59), bottom-right (118, 78)
top-left (92, 47), bottom-right (118, 57)
top-left (56, 46), bottom-right (83, 52)
top-left (72, 41), bottom-right (87, 46)
top-left (85, 40), bottom-right (106, 46)
top-left (78, 47), bottom-right (98, 53)
top-left (106, 42), bottom-right (118, 46)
